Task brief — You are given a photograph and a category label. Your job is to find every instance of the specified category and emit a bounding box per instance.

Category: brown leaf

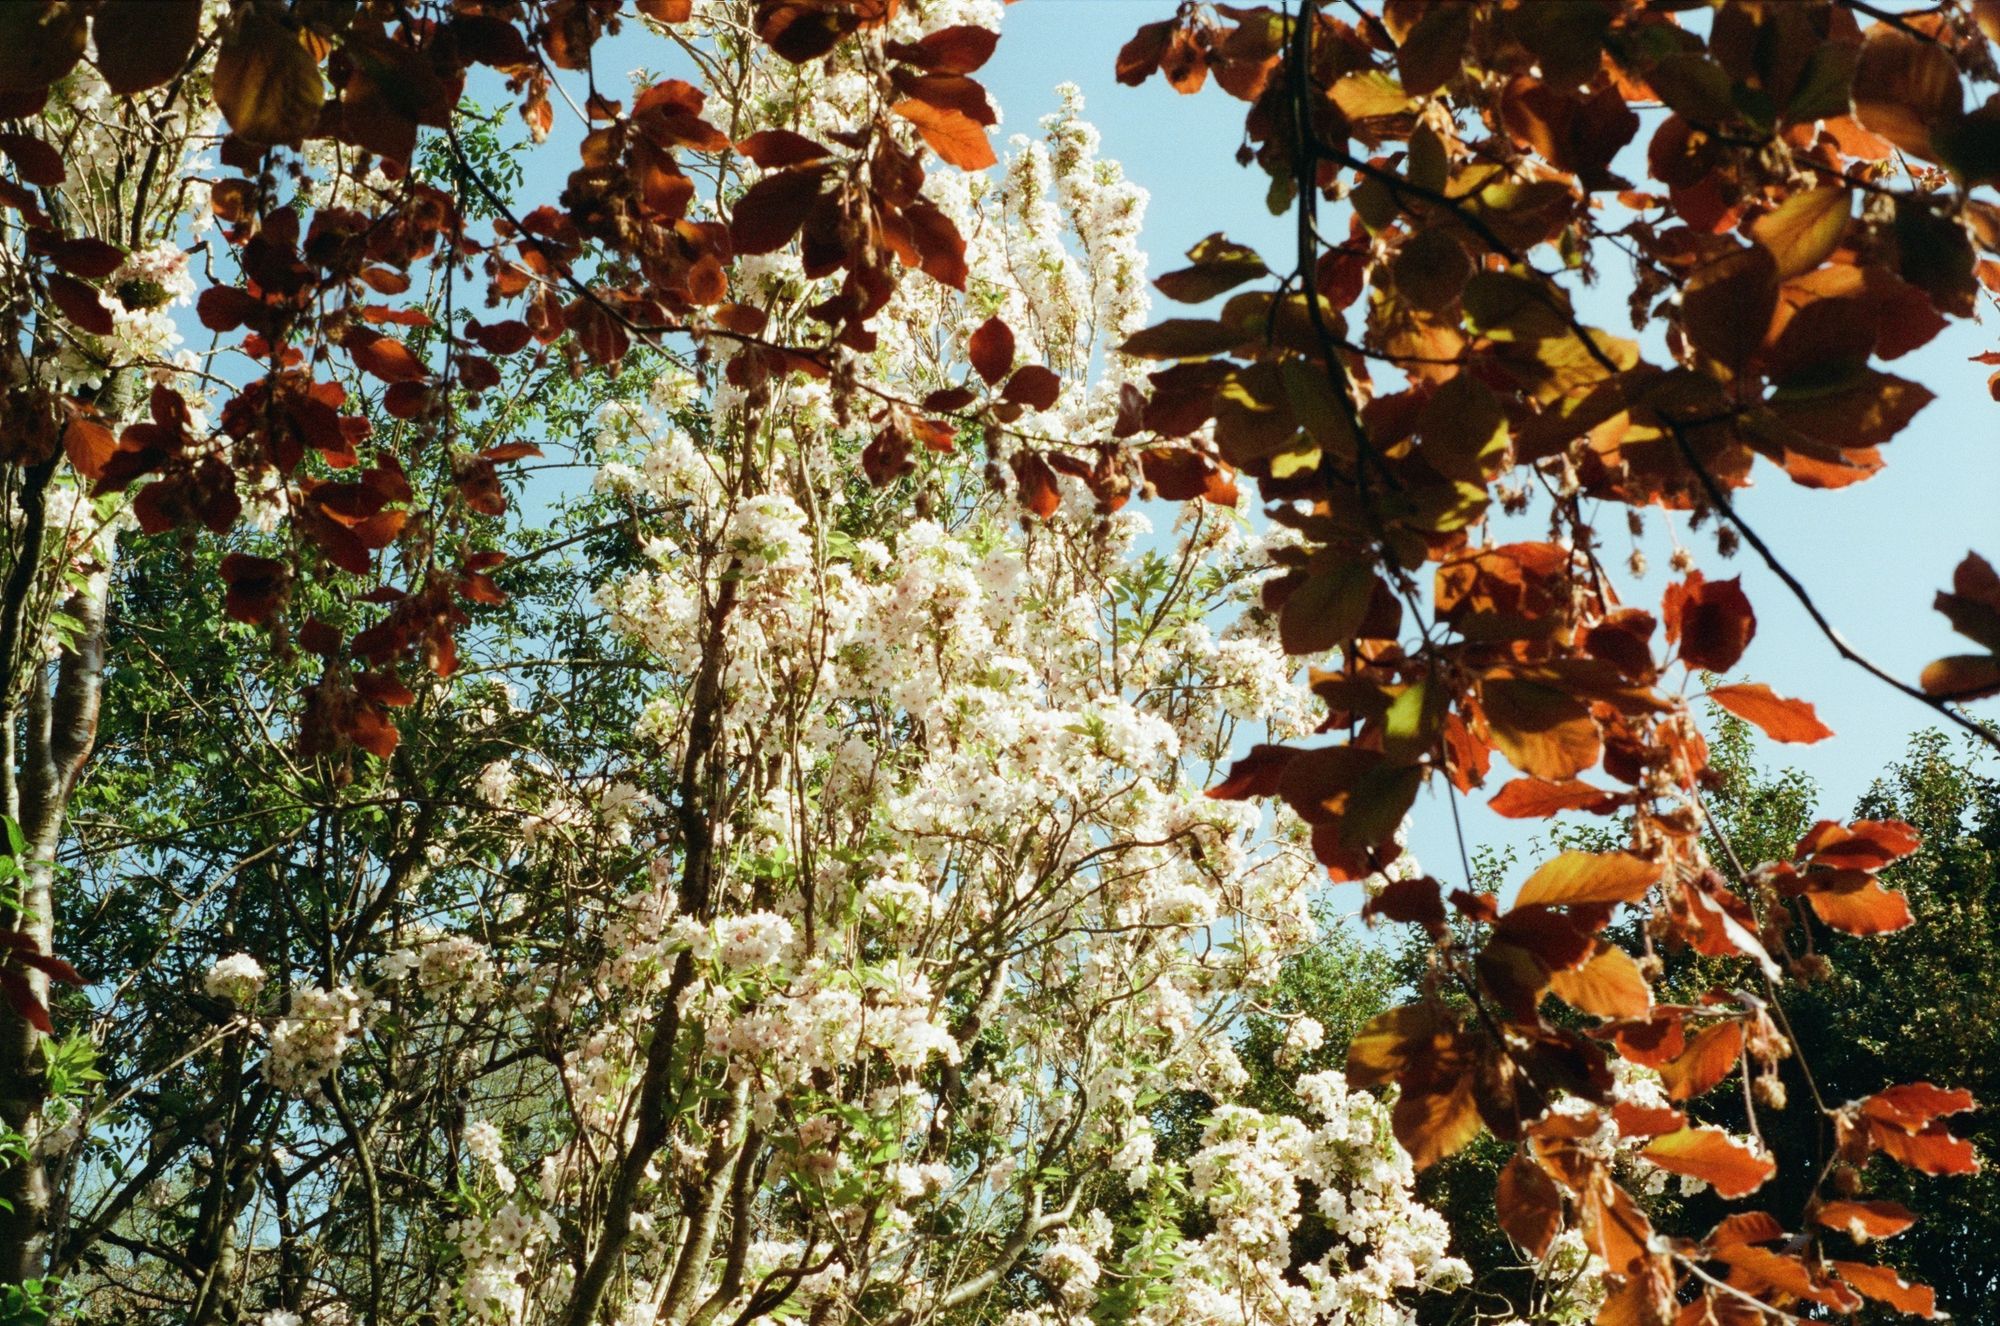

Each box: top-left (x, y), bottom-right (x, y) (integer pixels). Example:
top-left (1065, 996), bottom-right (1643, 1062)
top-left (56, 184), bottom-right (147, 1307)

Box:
top-left (1750, 187), bottom-right (1851, 281)
top-left (735, 129), bottom-right (833, 168)
top-left (0, 2), bottom-right (86, 94)
top-left (885, 25), bottom-right (998, 75)
top-left (1852, 29), bottom-right (1961, 163)
top-left (93, 0), bottom-right (201, 94)
top-left (1488, 777), bottom-right (1618, 818)
top-left (1205, 743), bottom-right (1295, 801)
top-left (968, 315), bottom-right (1013, 386)
top-left (1665, 573), bottom-right (1756, 673)
top-left (348, 331), bottom-right (429, 384)
top-left (1496, 1150), bottom-right (1563, 1258)
top-left (62, 413), bottom-right (113, 481)
top-left (1806, 879), bottom-right (1914, 935)
top-left (729, 166), bottom-right (828, 255)
top-left (1681, 245), bottom-right (1778, 371)
top-left (219, 552), bottom-right (290, 624)
top-left (47, 272), bottom-right (112, 335)
top-left (0, 132), bottom-right (61, 186)
top-left (1002, 365), bottom-right (1061, 411)
top-left (1011, 449), bottom-right (1059, 519)
top-left (1479, 674), bottom-right (1601, 781)
top-left (0, 969), bottom-right (51, 1034)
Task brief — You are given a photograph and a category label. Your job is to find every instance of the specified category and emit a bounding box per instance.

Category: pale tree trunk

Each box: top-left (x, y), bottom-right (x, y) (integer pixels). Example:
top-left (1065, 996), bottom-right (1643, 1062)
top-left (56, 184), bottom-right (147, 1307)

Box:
top-left (0, 483), bottom-right (110, 1284)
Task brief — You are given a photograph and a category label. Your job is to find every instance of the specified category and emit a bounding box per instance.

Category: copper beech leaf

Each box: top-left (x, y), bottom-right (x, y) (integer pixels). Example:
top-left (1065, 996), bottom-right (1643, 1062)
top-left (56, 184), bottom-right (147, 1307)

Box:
top-left (1815, 1200), bottom-right (1917, 1242)
top-left (1514, 851), bottom-right (1659, 908)
top-left (1806, 880), bottom-right (1914, 935)
top-left (968, 316), bottom-right (1016, 384)
top-left (1488, 777), bottom-right (1617, 818)
top-left (1548, 943), bottom-right (1652, 1019)
top-left (1658, 1021), bottom-right (1743, 1101)
top-left (729, 167), bottom-right (827, 254)
top-left (885, 25), bottom-right (999, 75)
top-left (1704, 683), bottom-right (1833, 743)
top-left (0, 2), bottom-right (86, 94)
top-left (1640, 1127), bottom-right (1775, 1200)
top-left (1681, 246), bottom-right (1777, 371)
top-left (1851, 29), bottom-right (1961, 163)
top-left (1495, 1151), bottom-right (1562, 1258)
top-left (1665, 573), bottom-right (1756, 673)
top-left (892, 99), bottom-right (995, 171)
top-left (62, 414), bottom-right (113, 481)
top-left (1002, 365), bottom-right (1061, 411)
top-left (1479, 674), bottom-right (1600, 781)
top-left (1750, 187), bottom-right (1852, 281)
top-left (1922, 653), bottom-right (2000, 700)
top-left (212, 8), bottom-right (326, 146)
top-left (1155, 233), bottom-right (1268, 303)
top-left (1833, 1261), bottom-right (1938, 1317)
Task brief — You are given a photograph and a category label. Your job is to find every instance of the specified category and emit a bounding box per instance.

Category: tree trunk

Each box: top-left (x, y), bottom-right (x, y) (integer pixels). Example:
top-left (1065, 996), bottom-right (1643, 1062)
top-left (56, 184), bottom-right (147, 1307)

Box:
top-left (0, 572), bottom-right (109, 1284)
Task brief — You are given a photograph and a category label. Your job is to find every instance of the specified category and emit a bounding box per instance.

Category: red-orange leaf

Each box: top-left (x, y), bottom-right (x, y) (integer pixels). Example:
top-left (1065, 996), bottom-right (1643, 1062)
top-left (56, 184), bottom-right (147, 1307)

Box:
top-left (1704, 682), bottom-right (1833, 743)
top-left (1479, 674), bottom-right (1601, 781)
top-left (1815, 1200), bottom-right (1917, 1242)
top-left (1807, 879), bottom-right (1914, 935)
top-left (1495, 1150), bottom-right (1562, 1258)
top-left (1834, 1260), bottom-right (1938, 1317)
top-left (1640, 1126), bottom-right (1775, 1199)
top-left (1011, 449), bottom-right (1059, 519)
top-left (348, 331), bottom-right (429, 384)
top-left (63, 413), bottom-right (114, 481)
top-left (1548, 943), bottom-right (1652, 1019)
top-left (892, 99), bottom-right (995, 171)
top-left (1658, 1020), bottom-right (1744, 1101)
top-left (1488, 777), bottom-right (1617, 818)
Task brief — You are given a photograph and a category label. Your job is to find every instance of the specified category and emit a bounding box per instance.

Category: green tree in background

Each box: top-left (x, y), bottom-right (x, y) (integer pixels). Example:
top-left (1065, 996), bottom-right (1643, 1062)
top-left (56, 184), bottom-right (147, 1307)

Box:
top-left (1706, 724), bottom-right (2000, 1318)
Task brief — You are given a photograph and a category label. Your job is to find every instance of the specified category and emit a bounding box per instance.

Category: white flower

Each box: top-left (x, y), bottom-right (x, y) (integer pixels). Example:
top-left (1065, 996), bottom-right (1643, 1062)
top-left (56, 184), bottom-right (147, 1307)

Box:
top-left (203, 953), bottom-right (267, 1005)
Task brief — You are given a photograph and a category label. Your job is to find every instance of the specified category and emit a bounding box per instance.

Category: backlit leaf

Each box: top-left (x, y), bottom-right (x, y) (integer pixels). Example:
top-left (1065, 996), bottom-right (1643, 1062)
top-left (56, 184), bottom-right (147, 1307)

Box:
top-left (1833, 1261), bottom-right (1938, 1317)
top-left (1704, 683), bottom-right (1833, 743)
top-left (1640, 1127), bottom-right (1775, 1199)
top-left (213, 8), bottom-right (326, 146)
top-left (1815, 1200), bottom-right (1917, 1242)
top-left (1515, 851), bottom-right (1659, 908)
top-left (892, 99), bottom-right (995, 171)
top-left (1658, 1021), bottom-right (1743, 1101)
top-left (1750, 187), bottom-right (1851, 281)
top-left (1549, 943), bottom-right (1651, 1019)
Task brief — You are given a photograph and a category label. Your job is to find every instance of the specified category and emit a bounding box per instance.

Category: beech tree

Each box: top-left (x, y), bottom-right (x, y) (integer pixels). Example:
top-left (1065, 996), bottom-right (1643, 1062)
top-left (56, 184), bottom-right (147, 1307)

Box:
top-left (0, 1), bottom-right (1995, 1325)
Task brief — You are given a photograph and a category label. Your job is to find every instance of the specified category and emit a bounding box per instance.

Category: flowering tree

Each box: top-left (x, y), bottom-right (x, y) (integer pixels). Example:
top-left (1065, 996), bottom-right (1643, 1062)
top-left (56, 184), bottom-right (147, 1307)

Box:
top-left (2, 1), bottom-right (1997, 1325)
